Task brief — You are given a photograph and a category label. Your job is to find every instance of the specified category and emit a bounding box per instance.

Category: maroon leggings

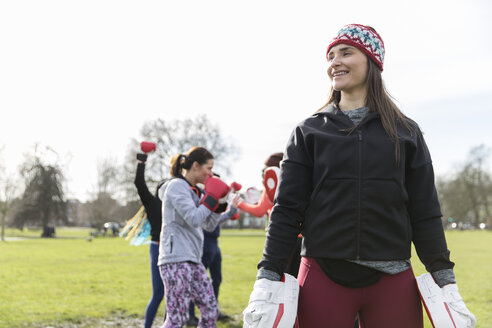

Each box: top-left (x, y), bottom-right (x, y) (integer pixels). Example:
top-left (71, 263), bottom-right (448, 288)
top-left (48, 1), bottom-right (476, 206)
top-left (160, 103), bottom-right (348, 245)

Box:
top-left (296, 257), bottom-right (423, 328)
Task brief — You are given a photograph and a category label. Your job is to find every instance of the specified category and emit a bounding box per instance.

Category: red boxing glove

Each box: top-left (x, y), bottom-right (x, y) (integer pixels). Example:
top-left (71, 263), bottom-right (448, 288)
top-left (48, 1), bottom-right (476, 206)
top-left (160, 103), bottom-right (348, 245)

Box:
top-left (201, 176), bottom-right (231, 211)
top-left (230, 182), bottom-right (242, 192)
top-left (140, 141), bottom-right (156, 154)
top-left (230, 212), bottom-right (240, 220)
top-left (263, 167), bottom-right (280, 203)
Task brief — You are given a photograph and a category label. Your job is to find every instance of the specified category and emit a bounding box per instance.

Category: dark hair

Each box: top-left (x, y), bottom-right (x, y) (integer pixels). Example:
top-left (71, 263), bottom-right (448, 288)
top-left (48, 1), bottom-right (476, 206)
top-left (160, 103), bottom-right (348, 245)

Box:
top-left (319, 45), bottom-right (415, 164)
top-left (169, 146), bottom-right (214, 177)
top-left (154, 180), bottom-right (167, 197)
top-left (264, 152), bottom-right (283, 168)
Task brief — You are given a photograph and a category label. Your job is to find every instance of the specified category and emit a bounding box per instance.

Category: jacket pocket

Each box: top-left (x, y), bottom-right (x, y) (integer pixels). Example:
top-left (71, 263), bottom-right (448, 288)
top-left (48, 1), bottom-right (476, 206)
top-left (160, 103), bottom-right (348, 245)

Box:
top-left (165, 233), bottom-right (174, 254)
top-left (362, 179), bottom-right (410, 255)
top-left (170, 234), bottom-right (173, 254)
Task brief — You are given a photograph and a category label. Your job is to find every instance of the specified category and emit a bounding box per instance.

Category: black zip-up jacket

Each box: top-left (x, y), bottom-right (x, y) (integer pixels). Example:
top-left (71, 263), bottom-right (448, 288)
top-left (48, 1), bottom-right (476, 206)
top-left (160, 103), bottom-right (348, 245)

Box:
top-left (258, 104), bottom-right (453, 276)
top-left (135, 162), bottom-right (162, 242)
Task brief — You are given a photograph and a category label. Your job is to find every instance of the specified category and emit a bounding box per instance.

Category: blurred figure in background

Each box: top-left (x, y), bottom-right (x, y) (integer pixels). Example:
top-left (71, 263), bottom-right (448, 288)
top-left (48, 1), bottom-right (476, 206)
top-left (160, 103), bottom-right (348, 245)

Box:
top-left (158, 146), bottom-right (240, 328)
top-left (238, 152), bottom-right (303, 278)
top-left (134, 141), bottom-right (166, 328)
top-left (187, 175), bottom-right (241, 326)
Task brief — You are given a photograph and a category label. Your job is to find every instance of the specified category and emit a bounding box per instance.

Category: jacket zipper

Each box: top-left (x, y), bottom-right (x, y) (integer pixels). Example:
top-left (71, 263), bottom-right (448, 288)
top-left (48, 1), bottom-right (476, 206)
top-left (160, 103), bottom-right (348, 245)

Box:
top-left (357, 129), bottom-right (362, 260)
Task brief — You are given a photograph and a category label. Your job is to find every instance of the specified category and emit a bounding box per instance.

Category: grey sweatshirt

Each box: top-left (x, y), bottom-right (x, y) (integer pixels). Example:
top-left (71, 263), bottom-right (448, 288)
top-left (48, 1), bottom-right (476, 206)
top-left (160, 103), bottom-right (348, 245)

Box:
top-left (157, 178), bottom-right (236, 266)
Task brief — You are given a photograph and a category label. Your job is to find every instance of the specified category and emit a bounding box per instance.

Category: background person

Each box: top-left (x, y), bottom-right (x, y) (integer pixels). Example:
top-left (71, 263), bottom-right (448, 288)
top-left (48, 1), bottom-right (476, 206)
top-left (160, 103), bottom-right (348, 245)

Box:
top-left (237, 152), bottom-right (282, 219)
top-left (187, 178), bottom-right (241, 326)
top-left (239, 152), bottom-right (302, 277)
top-left (135, 141), bottom-right (166, 328)
top-left (158, 146), bottom-right (240, 328)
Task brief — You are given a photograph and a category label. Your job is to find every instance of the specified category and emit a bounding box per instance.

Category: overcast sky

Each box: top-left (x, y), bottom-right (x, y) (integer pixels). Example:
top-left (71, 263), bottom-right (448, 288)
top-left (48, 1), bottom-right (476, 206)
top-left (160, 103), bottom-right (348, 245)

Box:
top-left (1, 0), bottom-right (491, 202)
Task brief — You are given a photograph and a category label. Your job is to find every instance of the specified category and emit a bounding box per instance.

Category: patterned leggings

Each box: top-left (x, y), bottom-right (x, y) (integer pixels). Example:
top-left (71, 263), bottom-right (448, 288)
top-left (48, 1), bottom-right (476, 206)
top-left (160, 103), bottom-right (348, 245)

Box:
top-left (159, 262), bottom-right (218, 328)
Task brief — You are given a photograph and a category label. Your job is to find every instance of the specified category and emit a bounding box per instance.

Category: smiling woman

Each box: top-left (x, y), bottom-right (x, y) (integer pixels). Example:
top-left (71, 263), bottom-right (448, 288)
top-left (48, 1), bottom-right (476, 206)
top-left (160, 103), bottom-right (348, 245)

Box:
top-left (327, 44), bottom-right (369, 97)
top-left (243, 23), bottom-right (477, 328)
top-left (322, 24), bottom-right (414, 163)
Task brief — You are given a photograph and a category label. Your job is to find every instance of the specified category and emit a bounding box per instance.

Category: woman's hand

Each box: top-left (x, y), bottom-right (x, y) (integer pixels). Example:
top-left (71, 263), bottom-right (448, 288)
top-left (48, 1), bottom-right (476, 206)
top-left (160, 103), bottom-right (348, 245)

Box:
top-left (230, 194), bottom-right (243, 209)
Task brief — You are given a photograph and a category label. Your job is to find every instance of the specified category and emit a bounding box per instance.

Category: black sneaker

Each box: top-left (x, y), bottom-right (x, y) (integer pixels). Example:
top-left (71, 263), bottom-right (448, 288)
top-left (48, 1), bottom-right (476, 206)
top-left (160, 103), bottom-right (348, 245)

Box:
top-left (185, 316), bottom-right (199, 327)
top-left (217, 312), bottom-right (231, 321)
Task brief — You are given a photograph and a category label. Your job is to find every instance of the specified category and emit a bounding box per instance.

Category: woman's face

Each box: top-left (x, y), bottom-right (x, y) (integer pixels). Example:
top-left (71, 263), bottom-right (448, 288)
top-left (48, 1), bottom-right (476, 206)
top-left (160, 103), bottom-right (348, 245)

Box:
top-left (192, 159), bottom-right (214, 184)
top-left (327, 44), bottom-right (368, 94)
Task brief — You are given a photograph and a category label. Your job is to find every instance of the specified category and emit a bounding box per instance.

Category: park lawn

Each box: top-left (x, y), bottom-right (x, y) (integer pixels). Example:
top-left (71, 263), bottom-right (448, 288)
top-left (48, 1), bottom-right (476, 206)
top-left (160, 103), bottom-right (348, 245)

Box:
top-left (4, 227), bottom-right (94, 239)
top-left (410, 230), bottom-right (492, 327)
top-left (0, 229), bottom-right (491, 327)
top-left (0, 233), bottom-right (150, 327)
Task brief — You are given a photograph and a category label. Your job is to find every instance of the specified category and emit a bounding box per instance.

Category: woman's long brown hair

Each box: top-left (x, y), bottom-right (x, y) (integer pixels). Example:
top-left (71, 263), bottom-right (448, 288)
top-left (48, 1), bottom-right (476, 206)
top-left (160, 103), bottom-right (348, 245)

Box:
top-left (319, 56), bottom-right (416, 164)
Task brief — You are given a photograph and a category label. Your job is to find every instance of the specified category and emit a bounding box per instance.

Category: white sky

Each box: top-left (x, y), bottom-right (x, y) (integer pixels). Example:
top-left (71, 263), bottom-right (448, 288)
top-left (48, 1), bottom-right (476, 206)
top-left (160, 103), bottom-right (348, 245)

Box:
top-left (1, 0), bottom-right (492, 202)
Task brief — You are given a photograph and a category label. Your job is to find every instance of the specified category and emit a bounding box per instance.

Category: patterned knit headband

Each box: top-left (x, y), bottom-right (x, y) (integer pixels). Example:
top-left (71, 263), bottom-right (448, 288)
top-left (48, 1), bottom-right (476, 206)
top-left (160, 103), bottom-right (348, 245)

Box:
top-left (326, 24), bottom-right (385, 71)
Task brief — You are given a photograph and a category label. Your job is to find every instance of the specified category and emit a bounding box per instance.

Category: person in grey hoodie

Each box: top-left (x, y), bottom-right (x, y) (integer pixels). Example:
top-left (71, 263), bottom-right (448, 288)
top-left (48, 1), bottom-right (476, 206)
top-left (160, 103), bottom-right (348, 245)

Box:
top-left (158, 146), bottom-right (240, 328)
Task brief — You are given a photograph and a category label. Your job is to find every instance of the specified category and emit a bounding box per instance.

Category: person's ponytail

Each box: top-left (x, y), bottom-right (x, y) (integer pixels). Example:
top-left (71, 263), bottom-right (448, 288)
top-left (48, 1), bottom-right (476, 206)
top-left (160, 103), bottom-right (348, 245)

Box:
top-left (169, 146), bottom-right (214, 177)
top-left (170, 154), bottom-right (187, 177)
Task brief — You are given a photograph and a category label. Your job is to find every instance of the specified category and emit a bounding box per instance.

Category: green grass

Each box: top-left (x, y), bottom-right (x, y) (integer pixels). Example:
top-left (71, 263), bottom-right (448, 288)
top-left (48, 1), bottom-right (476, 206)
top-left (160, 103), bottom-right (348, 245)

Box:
top-left (3, 226), bottom-right (93, 239)
top-left (411, 230), bottom-right (492, 327)
top-left (0, 235), bottom-right (149, 327)
top-left (0, 229), bottom-right (490, 327)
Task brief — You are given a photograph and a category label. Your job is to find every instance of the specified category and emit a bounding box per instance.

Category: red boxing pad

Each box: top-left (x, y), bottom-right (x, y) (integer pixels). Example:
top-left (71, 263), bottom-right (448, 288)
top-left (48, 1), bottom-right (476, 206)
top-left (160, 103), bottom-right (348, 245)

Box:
top-left (263, 166), bottom-right (280, 203)
top-left (140, 141), bottom-right (156, 154)
top-left (230, 182), bottom-right (242, 192)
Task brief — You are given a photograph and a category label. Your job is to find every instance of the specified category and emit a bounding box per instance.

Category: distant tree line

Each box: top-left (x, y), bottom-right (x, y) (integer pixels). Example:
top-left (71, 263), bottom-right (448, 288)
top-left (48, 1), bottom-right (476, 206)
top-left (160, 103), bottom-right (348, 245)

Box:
top-left (437, 144), bottom-right (492, 228)
top-left (0, 115), bottom-right (238, 237)
top-left (1, 121), bottom-right (491, 239)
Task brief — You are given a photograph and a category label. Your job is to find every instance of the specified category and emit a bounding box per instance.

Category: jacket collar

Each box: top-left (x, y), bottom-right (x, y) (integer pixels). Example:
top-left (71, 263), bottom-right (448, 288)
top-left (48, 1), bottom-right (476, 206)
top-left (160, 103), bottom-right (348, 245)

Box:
top-left (316, 102), bottom-right (380, 127)
top-left (320, 102), bottom-right (338, 114)
top-left (176, 174), bottom-right (202, 197)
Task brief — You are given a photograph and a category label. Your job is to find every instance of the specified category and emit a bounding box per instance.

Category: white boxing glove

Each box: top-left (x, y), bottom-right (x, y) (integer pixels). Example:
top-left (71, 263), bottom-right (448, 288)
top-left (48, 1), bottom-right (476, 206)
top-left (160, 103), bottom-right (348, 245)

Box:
top-left (243, 273), bottom-right (299, 328)
top-left (245, 186), bottom-right (261, 204)
top-left (416, 273), bottom-right (476, 328)
top-left (442, 283), bottom-right (476, 327)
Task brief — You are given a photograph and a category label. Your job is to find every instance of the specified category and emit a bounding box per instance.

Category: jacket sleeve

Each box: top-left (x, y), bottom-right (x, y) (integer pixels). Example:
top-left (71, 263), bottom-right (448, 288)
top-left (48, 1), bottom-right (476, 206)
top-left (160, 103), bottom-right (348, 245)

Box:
top-left (202, 206), bottom-right (238, 231)
top-left (238, 190), bottom-right (273, 218)
top-left (166, 181), bottom-right (213, 228)
top-left (135, 162), bottom-right (153, 206)
top-left (135, 162), bottom-right (162, 230)
top-left (406, 128), bottom-right (455, 273)
top-left (258, 125), bottom-right (313, 275)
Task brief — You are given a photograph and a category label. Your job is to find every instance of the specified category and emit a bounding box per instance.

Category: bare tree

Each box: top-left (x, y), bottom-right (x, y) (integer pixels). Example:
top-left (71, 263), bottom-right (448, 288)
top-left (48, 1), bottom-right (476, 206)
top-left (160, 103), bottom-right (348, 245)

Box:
top-left (121, 114), bottom-right (237, 201)
top-left (12, 145), bottom-right (68, 231)
top-left (437, 176), bottom-right (470, 224)
top-left (83, 156), bottom-right (128, 229)
top-left (0, 176), bottom-right (17, 241)
top-left (460, 145), bottom-right (492, 226)
top-left (0, 147), bottom-right (18, 241)
top-left (95, 156), bottom-right (120, 195)
top-left (84, 192), bottom-right (121, 229)
top-left (437, 144), bottom-right (492, 227)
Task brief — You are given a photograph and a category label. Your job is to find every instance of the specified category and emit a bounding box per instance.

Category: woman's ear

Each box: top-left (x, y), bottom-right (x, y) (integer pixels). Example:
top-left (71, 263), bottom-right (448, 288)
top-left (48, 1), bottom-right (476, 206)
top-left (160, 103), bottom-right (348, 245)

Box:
top-left (191, 161), bottom-right (200, 171)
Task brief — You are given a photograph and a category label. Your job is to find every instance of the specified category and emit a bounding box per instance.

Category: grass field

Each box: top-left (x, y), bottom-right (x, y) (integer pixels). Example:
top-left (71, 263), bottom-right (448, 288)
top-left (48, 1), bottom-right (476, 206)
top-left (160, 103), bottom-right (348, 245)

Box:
top-left (1, 228), bottom-right (491, 327)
